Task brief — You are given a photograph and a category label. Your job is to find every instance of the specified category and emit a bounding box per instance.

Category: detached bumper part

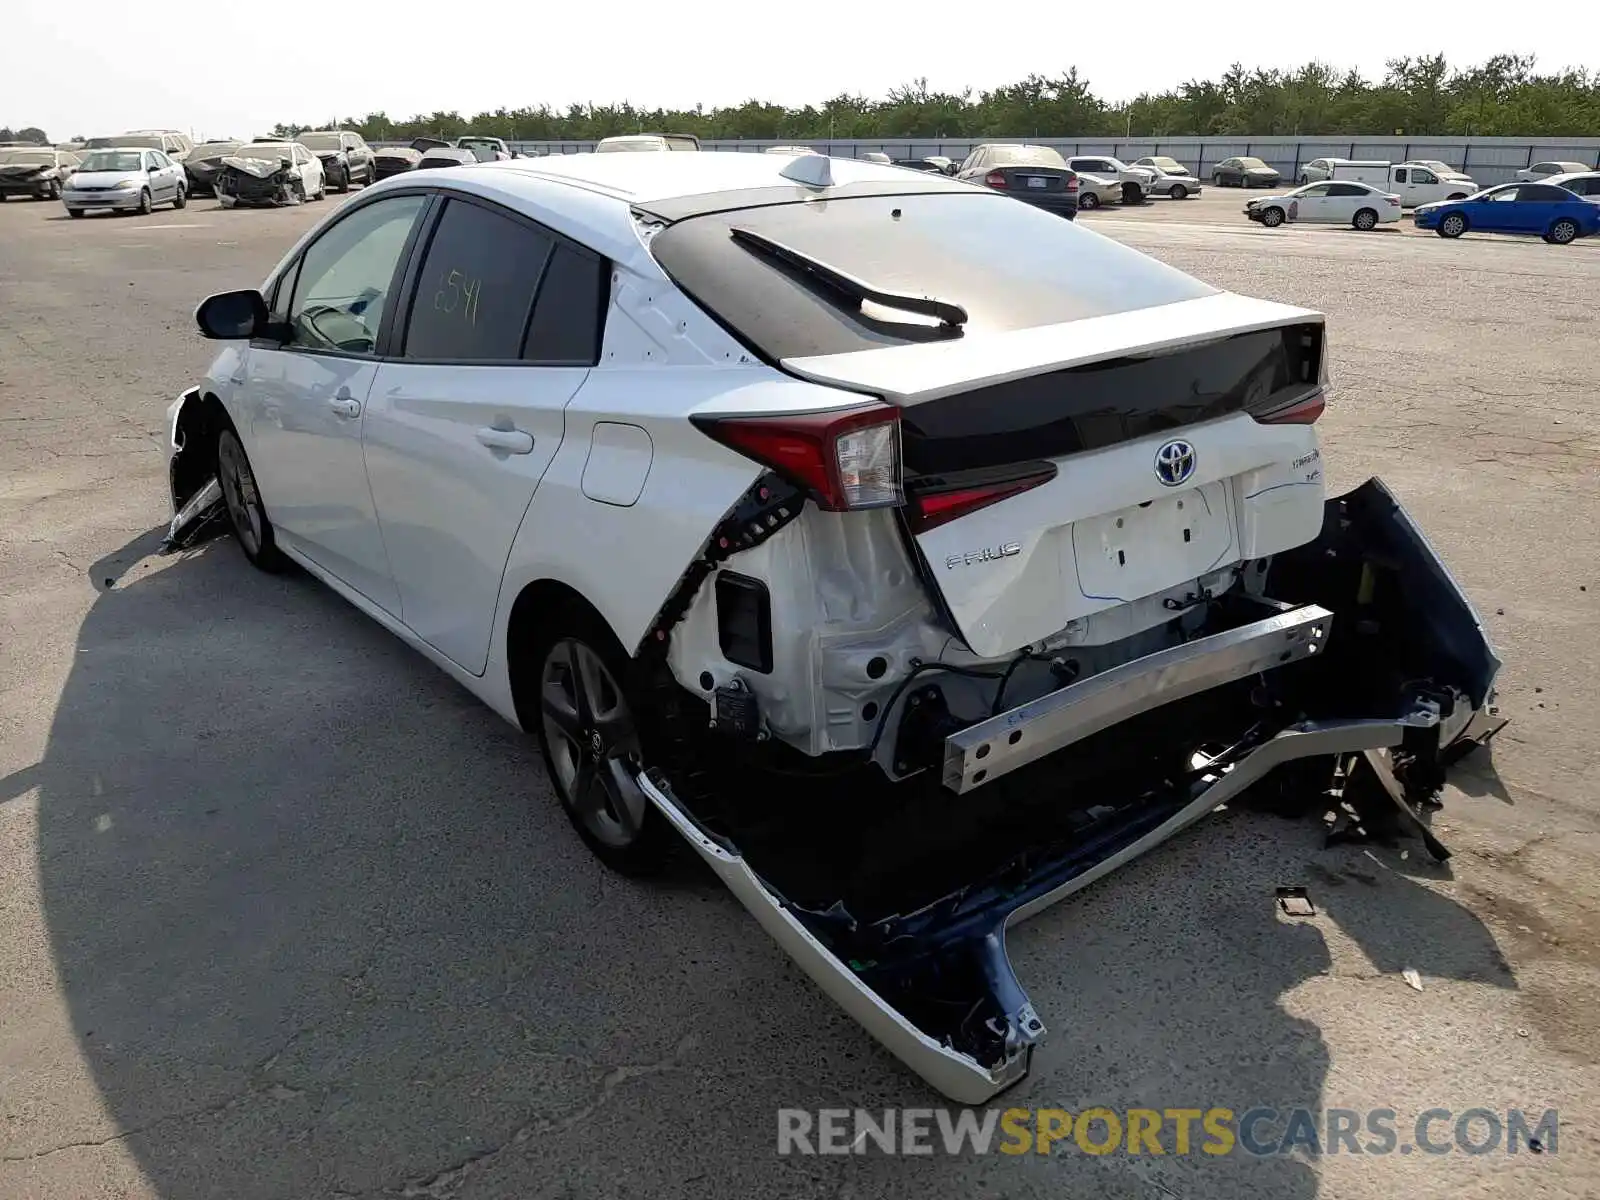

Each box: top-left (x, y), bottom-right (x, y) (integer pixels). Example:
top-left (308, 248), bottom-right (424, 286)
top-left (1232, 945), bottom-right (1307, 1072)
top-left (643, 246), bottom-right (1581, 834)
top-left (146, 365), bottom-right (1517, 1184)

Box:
top-left (641, 477), bottom-right (1505, 1102)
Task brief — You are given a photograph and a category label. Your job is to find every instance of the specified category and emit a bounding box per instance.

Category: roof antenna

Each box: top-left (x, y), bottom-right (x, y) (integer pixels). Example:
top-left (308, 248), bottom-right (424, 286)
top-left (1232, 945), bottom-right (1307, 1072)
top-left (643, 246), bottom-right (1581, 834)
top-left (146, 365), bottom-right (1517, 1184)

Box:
top-left (779, 153), bottom-right (833, 188)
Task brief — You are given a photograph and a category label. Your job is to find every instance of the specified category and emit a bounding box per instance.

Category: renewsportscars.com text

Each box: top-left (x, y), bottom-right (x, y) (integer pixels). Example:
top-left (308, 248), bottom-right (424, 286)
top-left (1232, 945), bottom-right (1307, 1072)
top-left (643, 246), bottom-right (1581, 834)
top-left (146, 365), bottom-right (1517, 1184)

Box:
top-left (777, 1106), bottom-right (1559, 1157)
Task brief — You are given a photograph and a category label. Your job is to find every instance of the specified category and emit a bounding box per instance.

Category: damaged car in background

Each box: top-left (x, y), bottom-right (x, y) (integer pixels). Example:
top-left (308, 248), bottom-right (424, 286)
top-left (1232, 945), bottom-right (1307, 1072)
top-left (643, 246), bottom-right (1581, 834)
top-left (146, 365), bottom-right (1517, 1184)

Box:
top-left (165, 153), bottom-right (1507, 1104)
top-left (216, 141), bottom-right (326, 207)
top-left (296, 130), bottom-right (376, 191)
top-left (0, 146), bottom-right (79, 200)
top-left (182, 140), bottom-right (241, 197)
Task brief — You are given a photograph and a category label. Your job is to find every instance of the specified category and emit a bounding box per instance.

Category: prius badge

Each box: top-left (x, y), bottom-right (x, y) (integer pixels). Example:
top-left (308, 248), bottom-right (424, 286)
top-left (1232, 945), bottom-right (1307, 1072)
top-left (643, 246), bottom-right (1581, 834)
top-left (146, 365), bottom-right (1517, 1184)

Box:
top-left (1154, 439), bottom-right (1197, 487)
top-left (946, 543), bottom-right (1022, 570)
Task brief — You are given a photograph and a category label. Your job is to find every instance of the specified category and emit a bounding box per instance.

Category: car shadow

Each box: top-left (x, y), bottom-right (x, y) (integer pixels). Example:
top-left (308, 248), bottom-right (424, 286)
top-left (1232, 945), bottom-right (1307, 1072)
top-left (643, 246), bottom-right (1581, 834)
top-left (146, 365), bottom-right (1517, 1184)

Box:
top-left (22, 528), bottom-right (1518, 1199)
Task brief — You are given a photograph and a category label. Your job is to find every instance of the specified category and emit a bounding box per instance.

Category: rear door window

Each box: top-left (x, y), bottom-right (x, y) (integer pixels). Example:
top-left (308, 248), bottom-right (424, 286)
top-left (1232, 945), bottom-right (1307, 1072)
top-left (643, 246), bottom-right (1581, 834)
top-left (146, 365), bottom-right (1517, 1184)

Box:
top-left (401, 198), bottom-right (554, 362)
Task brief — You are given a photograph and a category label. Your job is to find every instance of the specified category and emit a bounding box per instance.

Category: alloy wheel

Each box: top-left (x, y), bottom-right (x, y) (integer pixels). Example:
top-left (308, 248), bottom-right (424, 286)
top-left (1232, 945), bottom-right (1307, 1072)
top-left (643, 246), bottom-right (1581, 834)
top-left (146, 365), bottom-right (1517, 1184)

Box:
top-left (217, 434), bottom-right (263, 556)
top-left (540, 638), bottom-right (649, 848)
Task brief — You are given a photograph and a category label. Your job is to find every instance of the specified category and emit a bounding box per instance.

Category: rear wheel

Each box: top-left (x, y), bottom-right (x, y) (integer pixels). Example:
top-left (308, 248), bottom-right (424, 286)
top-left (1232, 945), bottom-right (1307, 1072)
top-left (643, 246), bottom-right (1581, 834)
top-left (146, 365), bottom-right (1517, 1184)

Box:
top-left (1438, 212), bottom-right (1467, 238)
top-left (1447, 192), bottom-right (1468, 200)
top-left (1352, 207), bottom-right (1378, 231)
top-left (1260, 206), bottom-right (1285, 228)
top-left (171, 184), bottom-right (186, 210)
top-left (533, 613), bottom-right (672, 875)
top-left (217, 428), bottom-right (285, 571)
top-left (1547, 218), bottom-right (1579, 245)
top-left (1078, 191), bottom-right (1100, 210)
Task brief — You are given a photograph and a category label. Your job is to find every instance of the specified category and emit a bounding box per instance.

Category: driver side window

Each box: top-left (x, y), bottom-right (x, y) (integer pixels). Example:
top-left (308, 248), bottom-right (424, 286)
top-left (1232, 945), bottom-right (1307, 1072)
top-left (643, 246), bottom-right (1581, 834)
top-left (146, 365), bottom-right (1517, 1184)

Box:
top-left (285, 194), bottom-right (428, 355)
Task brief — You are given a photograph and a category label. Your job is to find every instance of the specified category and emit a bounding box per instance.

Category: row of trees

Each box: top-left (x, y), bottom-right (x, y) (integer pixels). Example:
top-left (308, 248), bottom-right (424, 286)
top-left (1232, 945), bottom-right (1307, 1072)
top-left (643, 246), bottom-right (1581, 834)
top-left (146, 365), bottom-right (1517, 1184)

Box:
top-left (262, 55), bottom-right (1599, 144)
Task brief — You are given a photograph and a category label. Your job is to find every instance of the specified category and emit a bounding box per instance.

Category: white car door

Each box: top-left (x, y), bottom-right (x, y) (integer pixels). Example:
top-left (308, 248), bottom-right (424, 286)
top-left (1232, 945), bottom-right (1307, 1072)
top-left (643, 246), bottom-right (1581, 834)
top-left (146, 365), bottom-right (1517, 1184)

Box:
top-left (1322, 183), bottom-right (1369, 222)
top-left (1291, 182), bottom-right (1332, 221)
top-left (239, 192), bottom-right (431, 612)
top-left (362, 194), bottom-right (599, 675)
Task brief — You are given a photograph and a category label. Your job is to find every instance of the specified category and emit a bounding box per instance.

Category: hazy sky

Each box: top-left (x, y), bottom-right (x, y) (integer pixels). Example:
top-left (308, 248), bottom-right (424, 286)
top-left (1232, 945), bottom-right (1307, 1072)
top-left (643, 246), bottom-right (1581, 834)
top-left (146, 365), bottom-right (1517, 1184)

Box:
top-left (3, 1), bottom-right (1593, 141)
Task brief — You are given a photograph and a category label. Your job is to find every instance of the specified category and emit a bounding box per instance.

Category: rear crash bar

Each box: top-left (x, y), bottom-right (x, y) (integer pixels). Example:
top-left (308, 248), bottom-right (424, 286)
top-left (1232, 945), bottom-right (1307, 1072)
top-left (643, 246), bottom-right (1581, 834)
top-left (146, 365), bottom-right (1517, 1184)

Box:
top-left (943, 603), bottom-right (1334, 794)
top-left (639, 715), bottom-right (1422, 1105)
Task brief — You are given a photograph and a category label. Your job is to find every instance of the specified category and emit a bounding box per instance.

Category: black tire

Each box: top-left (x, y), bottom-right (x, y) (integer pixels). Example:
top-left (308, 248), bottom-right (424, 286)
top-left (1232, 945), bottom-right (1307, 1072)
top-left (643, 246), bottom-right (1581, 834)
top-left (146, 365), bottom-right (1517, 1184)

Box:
top-left (1447, 192), bottom-right (1468, 201)
top-left (1548, 218), bottom-right (1579, 245)
top-left (1352, 207), bottom-right (1378, 231)
top-left (171, 184), bottom-right (186, 210)
top-left (1078, 191), bottom-right (1100, 210)
top-left (1260, 206), bottom-right (1285, 228)
top-left (530, 607), bottom-right (673, 875)
top-left (1438, 212), bottom-right (1467, 239)
top-left (67, 208), bottom-right (84, 218)
top-left (217, 428), bottom-right (286, 571)
top-left (1120, 181), bottom-right (1143, 205)
top-left (334, 168), bottom-right (349, 193)
top-left (1169, 183), bottom-right (1187, 200)
top-left (47, 180), bottom-right (61, 200)
top-left (136, 188), bottom-right (151, 215)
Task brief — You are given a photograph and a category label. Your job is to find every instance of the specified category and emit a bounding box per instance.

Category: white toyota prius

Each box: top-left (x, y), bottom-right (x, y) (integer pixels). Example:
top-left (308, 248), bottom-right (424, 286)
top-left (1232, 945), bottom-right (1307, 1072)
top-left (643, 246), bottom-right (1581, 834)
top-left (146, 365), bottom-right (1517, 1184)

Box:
top-left (167, 151), bottom-right (1505, 1103)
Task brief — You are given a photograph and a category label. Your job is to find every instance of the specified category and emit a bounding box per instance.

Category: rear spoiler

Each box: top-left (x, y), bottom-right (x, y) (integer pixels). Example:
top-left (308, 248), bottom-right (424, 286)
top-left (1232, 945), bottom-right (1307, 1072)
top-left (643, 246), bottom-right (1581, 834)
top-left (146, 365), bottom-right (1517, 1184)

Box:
top-left (779, 291), bottom-right (1324, 405)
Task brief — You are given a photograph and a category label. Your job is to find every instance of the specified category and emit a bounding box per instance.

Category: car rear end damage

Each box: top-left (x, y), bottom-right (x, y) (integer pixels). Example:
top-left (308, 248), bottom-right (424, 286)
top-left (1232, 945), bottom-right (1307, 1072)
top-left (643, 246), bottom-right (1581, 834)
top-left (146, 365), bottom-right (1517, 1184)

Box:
top-left (629, 182), bottom-right (1503, 1100)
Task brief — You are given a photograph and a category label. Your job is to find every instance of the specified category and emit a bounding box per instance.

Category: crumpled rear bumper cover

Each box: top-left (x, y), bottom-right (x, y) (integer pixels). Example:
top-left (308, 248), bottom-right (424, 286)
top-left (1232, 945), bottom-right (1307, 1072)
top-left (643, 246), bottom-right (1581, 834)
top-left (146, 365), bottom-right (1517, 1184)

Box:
top-left (638, 477), bottom-right (1506, 1103)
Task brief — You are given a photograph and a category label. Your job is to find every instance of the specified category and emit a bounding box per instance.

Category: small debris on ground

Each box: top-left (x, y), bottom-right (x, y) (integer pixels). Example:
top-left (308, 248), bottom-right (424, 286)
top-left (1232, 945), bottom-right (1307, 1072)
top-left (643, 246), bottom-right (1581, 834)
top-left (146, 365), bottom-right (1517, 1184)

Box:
top-left (1402, 968), bottom-right (1424, 992)
top-left (1276, 886), bottom-right (1316, 917)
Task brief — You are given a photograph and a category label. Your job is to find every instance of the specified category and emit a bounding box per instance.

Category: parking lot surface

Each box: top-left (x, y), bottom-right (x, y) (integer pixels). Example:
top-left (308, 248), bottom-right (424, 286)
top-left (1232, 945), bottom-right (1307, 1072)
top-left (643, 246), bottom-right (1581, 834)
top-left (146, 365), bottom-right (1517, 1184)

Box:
top-left (2, 186), bottom-right (1598, 1200)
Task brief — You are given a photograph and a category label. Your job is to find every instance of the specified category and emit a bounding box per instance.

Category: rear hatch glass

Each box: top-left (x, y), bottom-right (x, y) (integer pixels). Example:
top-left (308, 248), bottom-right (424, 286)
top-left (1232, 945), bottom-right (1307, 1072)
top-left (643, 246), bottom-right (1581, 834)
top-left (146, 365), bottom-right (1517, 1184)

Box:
top-left (649, 191), bottom-right (1214, 361)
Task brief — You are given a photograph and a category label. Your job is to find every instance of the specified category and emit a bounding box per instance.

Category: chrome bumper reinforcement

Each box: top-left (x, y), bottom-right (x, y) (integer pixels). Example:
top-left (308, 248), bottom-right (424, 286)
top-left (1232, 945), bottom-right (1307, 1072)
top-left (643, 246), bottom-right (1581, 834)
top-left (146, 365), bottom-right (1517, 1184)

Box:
top-left (942, 603), bottom-right (1334, 794)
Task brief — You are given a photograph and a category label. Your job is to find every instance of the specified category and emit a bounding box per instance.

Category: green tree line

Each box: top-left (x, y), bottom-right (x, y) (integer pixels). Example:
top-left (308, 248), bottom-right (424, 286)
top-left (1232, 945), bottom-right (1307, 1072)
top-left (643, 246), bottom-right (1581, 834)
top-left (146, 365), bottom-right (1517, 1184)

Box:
top-left (262, 55), bottom-right (1600, 144)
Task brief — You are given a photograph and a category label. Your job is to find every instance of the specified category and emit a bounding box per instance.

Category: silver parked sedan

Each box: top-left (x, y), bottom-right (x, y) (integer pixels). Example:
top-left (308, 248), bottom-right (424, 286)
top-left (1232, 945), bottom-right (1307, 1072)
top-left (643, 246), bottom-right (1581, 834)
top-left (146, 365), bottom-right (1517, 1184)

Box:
top-left (60, 147), bottom-right (188, 217)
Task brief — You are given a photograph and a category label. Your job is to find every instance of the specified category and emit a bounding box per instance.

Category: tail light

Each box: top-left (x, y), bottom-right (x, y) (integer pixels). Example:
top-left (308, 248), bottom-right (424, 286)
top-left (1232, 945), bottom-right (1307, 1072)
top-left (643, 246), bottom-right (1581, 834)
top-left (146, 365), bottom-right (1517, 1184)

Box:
top-left (692, 404), bottom-right (902, 510)
top-left (1067, 177), bottom-right (1079, 192)
top-left (984, 170), bottom-right (1007, 187)
top-left (1386, 195), bottom-right (1401, 206)
top-left (906, 468), bottom-right (1056, 533)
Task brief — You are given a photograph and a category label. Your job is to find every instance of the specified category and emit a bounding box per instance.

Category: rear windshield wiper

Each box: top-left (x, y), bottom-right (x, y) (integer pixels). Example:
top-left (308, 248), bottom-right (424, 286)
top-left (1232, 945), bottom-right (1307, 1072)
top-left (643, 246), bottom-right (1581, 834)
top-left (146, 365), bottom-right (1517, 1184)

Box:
top-left (729, 225), bottom-right (968, 330)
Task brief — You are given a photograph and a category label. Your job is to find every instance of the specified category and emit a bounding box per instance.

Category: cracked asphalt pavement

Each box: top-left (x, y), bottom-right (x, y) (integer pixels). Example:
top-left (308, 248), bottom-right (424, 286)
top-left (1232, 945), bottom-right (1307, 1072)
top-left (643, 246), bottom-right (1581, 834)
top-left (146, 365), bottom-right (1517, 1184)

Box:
top-left (1, 188), bottom-right (1598, 1200)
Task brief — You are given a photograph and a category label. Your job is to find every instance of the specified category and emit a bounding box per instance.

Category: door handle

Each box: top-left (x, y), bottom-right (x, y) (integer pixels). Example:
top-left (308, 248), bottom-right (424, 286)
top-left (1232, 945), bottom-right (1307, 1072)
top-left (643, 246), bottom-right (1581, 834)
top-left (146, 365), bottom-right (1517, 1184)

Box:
top-left (327, 393), bottom-right (362, 418)
top-left (475, 426), bottom-right (534, 454)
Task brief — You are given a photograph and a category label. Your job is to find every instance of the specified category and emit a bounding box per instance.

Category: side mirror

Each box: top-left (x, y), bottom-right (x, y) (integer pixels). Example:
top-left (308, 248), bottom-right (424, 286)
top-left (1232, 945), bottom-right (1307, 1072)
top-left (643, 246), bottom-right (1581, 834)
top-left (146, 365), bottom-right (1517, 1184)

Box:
top-left (195, 289), bottom-right (268, 340)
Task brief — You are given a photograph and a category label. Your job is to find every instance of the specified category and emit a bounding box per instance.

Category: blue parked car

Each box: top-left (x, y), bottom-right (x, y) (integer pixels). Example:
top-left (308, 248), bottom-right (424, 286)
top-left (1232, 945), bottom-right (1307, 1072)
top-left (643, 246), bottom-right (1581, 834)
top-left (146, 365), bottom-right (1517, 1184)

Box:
top-left (1414, 182), bottom-right (1600, 244)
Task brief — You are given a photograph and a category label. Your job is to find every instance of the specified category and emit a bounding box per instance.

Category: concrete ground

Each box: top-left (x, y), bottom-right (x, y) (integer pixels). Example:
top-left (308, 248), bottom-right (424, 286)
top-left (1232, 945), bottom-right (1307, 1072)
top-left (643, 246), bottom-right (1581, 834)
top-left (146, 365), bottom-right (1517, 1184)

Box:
top-left (0, 183), bottom-right (1596, 1200)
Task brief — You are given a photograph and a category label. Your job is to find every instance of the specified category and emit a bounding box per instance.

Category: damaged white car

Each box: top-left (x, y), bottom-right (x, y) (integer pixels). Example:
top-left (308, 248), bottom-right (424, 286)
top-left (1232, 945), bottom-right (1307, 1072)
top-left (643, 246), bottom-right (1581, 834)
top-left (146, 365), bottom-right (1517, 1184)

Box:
top-left (166, 153), bottom-right (1506, 1103)
top-left (216, 141), bottom-right (326, 207)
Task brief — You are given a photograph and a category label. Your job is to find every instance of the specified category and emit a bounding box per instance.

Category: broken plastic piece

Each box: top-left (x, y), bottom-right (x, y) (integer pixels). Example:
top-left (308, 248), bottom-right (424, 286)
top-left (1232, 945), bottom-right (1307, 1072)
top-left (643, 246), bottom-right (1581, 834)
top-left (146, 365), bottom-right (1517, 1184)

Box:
top-left (1402, 967), bottom-right (1424, 991)
top-left (1276, 886), bottom-right (1316, 917)
top-left (162, 476), bottom-right (224, 552)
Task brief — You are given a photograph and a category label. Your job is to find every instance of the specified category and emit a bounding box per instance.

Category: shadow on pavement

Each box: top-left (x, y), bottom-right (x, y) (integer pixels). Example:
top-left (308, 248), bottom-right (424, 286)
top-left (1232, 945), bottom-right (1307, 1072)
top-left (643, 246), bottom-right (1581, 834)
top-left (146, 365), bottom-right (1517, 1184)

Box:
top-left (24, 527), bottom-right (1517, 1199)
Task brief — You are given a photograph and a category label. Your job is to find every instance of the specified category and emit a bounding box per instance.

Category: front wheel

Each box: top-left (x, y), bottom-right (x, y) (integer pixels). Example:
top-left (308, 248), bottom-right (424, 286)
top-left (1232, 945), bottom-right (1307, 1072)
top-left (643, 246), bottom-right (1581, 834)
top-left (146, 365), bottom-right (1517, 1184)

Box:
top-left (1352, 208), bottom-right (1378, 231)
top-left (334, 168), bottom-right (349, 193)
top-left (534, 616), bottom-right (672, 875)
top-left (1438, 212), bottom-right (1467, 238)
top-left (1169, 183), bottom-right (1187, 200)
top-left (1547, 218), bottom-right (1579, 245)
top-left (46, 180), bottom-right (61, 200)
top-left (67, 207), bottom-right (84, 218)
top-left (1120, 182), bottom-right (1143, 205)
top-left (136, 188), bottom-right (152, 215)
top-left (217, 428), bottom-right (285, 571)
top-left (1260, 206), bottom-right (1285, 228)
top-left (1078, 191), bottom-right (1100, 210)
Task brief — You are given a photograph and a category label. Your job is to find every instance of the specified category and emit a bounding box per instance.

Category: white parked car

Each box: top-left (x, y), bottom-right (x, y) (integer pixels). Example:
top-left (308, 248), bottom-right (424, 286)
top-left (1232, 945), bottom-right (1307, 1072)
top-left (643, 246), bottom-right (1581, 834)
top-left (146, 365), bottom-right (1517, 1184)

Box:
top-left (1543, 170), bottom-right (1600, 199)
top-left (1246, 180), bottom-right (1402, 230)
top-left (166, 152), bottom-right (1503, 1105)
top-left (1515, 160), bottom-right (1592, 182)
top-left (1297, 158), bottom-right (1389, 184)
top-left (1130, 155), bottom-right (1202, 198)
top-left (594, 134), bottom-right (700, 152)
top-left (215, 141), bottom-right (325, 207)
top-left (1064, 154), bottom-right (1154, 203)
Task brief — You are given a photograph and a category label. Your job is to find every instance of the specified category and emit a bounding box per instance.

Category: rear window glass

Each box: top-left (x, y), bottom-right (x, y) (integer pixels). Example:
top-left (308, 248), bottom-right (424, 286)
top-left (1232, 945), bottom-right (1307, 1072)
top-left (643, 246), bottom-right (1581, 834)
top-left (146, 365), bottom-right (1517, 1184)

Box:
top-left (649, 192), bottom-right (1215, 361)
top-left (987, 146), bottom-right (1066, 168)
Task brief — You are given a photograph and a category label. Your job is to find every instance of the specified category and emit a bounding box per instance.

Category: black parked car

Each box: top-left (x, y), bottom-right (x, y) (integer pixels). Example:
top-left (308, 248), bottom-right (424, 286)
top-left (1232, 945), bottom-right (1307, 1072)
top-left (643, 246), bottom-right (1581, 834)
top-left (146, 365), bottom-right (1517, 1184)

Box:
top-left (295, 130), bottom-right (376, 191)
top-left (1211, 156), bottom-right (1282, 188)
top-left (955, 144), bottom-right (1079, 218)
top-left (182, 140), bottom-right (242, 197)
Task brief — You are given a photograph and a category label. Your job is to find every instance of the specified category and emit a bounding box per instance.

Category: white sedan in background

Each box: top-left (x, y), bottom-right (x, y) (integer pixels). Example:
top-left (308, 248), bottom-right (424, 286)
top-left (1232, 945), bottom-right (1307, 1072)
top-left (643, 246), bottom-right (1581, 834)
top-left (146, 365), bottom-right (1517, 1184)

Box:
top-left (1514, 160), bottom-right (1592, 183)
top-left (1245, 180), bottom-right (1402, 230)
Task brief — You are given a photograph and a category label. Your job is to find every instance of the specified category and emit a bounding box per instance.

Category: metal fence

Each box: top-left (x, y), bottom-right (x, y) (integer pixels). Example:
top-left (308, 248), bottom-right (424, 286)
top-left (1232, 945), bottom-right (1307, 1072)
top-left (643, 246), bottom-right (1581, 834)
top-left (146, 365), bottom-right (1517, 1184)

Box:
top-left (439, 135), bottom-right (1600, 186)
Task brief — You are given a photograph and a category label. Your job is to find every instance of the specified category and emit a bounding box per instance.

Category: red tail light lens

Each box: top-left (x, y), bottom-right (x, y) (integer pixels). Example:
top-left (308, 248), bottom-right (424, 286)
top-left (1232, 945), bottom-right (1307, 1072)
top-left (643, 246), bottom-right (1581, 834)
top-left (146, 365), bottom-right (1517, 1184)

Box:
top-left (1067, 177), bottom-right (1079, 192)
top-left (1251, 390), bottom-right (1326, 424)
top-left (906, 468), bottom-right (1056, 533)
top-left (692, 405), bottom-right (902, 511)
top-left (984, 170), bottom-right (1007, 187)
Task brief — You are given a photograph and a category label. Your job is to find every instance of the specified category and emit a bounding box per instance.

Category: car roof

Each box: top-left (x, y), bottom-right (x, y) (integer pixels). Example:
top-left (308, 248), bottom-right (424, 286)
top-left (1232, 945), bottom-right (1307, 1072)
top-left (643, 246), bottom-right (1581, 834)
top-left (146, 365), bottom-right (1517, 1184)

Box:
top-left (350, 153), bottom-right (978, 278)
